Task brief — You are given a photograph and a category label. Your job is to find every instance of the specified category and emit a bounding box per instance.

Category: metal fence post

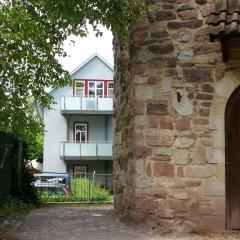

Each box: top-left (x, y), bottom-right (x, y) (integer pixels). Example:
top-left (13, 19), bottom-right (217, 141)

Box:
top-left (88, 175), bottom-right (91, 203)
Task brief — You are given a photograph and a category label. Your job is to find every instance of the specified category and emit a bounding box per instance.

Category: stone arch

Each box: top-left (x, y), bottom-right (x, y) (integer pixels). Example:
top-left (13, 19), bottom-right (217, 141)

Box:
top-left (211, 69), bottom-right (240, 162)
top-left (207, 70), bottom-right (240, 228)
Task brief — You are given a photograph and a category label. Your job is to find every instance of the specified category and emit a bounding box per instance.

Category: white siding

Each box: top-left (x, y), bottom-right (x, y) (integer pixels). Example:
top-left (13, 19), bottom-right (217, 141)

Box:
top-left (71, 56), bottom-right (113, 80)
top-left (43, 87), bottom-right (72, 173)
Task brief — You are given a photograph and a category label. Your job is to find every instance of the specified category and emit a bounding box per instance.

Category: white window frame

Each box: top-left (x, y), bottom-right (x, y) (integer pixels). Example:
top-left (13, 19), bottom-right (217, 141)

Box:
top-left (107, 81), bottom-right (114, 98)
top-left (74, 123), bottom-right (88, 143)
top-left (74, 81), bottom-right (85, 97)
top-left (88, 81), bottom-right (104, 98)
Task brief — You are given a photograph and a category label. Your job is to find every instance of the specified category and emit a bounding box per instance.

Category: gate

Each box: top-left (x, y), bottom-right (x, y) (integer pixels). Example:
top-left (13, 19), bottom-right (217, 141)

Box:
top-left (34, 173), bottom-right (113, 203)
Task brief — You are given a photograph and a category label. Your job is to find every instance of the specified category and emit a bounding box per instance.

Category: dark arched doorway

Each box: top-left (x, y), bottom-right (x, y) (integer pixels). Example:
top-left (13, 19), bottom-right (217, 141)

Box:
top-left (225, 86), bottom-right (240, 229)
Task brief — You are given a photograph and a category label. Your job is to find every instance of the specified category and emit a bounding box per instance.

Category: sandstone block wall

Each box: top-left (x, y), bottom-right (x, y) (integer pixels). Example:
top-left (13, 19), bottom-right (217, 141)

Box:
top-left (113, 0), bottom-right (240, 230)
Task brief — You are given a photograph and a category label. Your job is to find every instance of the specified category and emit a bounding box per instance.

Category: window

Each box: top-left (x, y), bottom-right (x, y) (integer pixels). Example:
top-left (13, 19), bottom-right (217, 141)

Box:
top-left (108, 82), bottom-right (114, 97)
top-left (74, 165), bottom-right (87, 177)
top-left (74, 123), bottom-right (88, 142)
top-left (88, 81), bottom-right (104, 97)
top-left (75, 81), bottom-right (85, 96)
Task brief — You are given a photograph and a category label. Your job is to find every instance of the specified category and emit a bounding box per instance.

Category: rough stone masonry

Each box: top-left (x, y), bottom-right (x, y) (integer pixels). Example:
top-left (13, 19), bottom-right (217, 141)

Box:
top-left (113, 0), bottom-right (240, 231)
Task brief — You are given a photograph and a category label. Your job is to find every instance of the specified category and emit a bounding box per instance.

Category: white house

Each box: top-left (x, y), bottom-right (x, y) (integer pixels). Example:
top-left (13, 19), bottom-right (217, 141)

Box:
top-left (42, 53), bottom-right (114, 176)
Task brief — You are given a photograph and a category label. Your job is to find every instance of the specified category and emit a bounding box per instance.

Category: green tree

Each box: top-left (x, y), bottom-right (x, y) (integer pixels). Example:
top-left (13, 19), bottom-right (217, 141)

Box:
top-left (0, 0), bottom-right (145, 139)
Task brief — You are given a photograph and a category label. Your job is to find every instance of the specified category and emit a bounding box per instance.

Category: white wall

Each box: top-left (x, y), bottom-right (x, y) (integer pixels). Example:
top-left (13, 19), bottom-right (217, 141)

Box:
top-left (43, 87), bottom-right (72, 173)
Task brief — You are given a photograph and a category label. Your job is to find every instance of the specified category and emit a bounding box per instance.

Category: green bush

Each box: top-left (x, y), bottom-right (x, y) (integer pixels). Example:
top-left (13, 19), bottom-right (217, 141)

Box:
top-left (38, 177), bottom-right (113, 203)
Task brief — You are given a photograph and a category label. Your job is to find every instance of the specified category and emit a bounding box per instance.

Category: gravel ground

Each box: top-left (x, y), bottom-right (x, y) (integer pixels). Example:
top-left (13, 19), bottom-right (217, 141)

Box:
top-left (13, 205), bottom-right (240, 240)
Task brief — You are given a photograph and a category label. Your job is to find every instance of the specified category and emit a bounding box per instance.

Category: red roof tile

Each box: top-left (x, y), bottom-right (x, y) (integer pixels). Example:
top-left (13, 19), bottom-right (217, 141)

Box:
top-left (208, 0), bottom-right (240, 36)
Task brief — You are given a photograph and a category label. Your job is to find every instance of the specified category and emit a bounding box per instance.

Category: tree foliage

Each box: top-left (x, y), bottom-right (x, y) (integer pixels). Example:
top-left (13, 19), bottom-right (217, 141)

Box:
top-left (0, 0), bottom-right (145, 140)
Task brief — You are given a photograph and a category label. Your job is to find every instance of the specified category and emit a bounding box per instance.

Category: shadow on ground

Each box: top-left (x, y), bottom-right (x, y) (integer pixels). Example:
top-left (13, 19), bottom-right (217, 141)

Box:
top-left (13, 205), bottom-right (240, 240)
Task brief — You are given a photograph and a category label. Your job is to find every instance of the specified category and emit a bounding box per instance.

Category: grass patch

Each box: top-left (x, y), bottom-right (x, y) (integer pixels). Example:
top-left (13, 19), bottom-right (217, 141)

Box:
top-left (0, 198), bottom-right (36, 218)
top-left (39, 177), bottom-right (113, 203)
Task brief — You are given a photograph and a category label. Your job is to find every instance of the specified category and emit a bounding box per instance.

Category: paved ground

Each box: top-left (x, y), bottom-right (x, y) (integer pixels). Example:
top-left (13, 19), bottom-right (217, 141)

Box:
top-left (13, 205), bottom-right (240, 240)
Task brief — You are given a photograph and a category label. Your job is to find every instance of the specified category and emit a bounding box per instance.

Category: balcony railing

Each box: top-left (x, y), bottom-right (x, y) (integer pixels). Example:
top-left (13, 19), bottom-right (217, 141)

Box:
top-left (60, 96), bottom-right (113, 114)
top-left (60, 141), bottom-right (113, 160)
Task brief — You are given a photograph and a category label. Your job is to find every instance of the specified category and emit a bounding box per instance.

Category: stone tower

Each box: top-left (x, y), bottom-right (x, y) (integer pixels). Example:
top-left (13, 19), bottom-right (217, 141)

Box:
top-left (113, 0), bottom-right (240, 231)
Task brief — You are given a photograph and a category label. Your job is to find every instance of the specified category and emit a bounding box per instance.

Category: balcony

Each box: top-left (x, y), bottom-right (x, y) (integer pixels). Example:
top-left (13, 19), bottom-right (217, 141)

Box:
top-left (60, 96), bottom-right (113, 114)
top-left (60, 141), bottom-right (113, 160)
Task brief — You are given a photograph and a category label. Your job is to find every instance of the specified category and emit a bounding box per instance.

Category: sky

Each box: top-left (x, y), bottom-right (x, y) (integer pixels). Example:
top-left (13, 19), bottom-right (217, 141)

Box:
top-left (58, 26), bottom-right (114, 73)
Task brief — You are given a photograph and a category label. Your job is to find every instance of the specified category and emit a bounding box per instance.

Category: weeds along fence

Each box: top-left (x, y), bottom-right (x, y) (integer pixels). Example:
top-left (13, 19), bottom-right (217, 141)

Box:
top-left (0, 132), bottom-right (24, 206)
top-left (34, 173), bottom-right (113, 203)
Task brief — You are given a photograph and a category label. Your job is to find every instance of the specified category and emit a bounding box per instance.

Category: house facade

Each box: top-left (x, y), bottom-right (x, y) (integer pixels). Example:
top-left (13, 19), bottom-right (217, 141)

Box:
top-left (43, 53), bottom-right (114, 176)
top-left (113, 0), bottom-right (240, 231)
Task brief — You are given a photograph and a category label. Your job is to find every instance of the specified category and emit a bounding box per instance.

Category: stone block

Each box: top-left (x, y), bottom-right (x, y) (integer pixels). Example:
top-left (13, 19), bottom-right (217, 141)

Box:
top-left (147, 100), bottom-right (168, 115)
top-left (199, 108), bottom-right (210, 116)
top-left (178, 10), bottom-right (198, 20)
top-left (155, 176), bottom-right (185, 189)
top-left (135, 159), bottom-right (145, 174)
top-left (135, 175), bottom-right (154, 189)
top-left (133, 63), bottom-right (146, 74)
top-left (133, 100), bottom-right (145, 115)
top-left (167, 199), bottom-right (188, 211)
top-left (167, 19), bottom-right (202, 29)
top-left (211, 196), bottom-right (225, 216)
top-left (199, 216), bottom-right (225, 230)
top-left (157, 209), bottom-right (175, 219)
top-left (148, 44), bottom-right (174, 55)
top-left (134, 146), bottom-right (152, 159)
top-left (169, 189), bottom-right (189, 200)
top-left (153, 162), bottom-right (174, 177)
top-left (215, 163), bottom-right (225, 177)
top-left (213, 130), bottom-right (225, 148)
top-left (135, 86), bottom-right (153, 99)
top-left (174, 149), bottom-right (189, 164)
top-left (208, 148), bottom-right (224, 164)
top-left (155, 10), bottom-right (176, 21)
top-left (174, 137), bottom-right (194, 149)
top-left (159, 116), bottom-right (173, 130)
top-left (200, 137), bottom-right (213, 146)
top-left (201, 84), bottom-right (214, 93)
top-left (192, 146), bottom-right (207, 165)
top-left (202, 178), bottom-right (225, 196)
top-left (193, 42), bottom-right (221, 55)
top-left (150, 29), bottom-right (169, 39)
top-left (209, 115), bottom-right (224, 130)
top-left (175, 118), bottom-right (191, 130)
top-left (183, 68), bottom-right (213, 83)
top-left (178, 49), bottom-right (193, 61)
top-left (151, 155), bottom-right (170, 161)
top-left (160, 79), bottom-right (172, 93)
top-left (185, 166), bottom-right (215, 178)
top-left (149, 57), bottom-right (177, 68)
top-left (177, 166), bottom-right (184, 177)
top-left (185, 180), bottom-right (201, 187)
top-left (175, 30), bottom-right (193, 42)
top-left (146, 130), bottom-right (173, 146)
top-left (215, 74), bottom-right (237, 99)
top-left (153, 147), bottom-right (172, 156)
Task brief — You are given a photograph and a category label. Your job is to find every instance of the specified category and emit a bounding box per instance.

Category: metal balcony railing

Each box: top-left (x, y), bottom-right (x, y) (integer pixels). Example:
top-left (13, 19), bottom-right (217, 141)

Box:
top-left (60, 96), bottom-right (113, 114)
top-left (60, 141), bottom-right (113, 160)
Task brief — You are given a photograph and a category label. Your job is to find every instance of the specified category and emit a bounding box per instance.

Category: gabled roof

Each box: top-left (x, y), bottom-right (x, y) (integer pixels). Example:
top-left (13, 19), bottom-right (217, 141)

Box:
top-left (70, 52), bottom-right (113, 77)
top-left (208, 0), bottom-right (240, 36)
top-left (48, 53), bottom-right (113, 95)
